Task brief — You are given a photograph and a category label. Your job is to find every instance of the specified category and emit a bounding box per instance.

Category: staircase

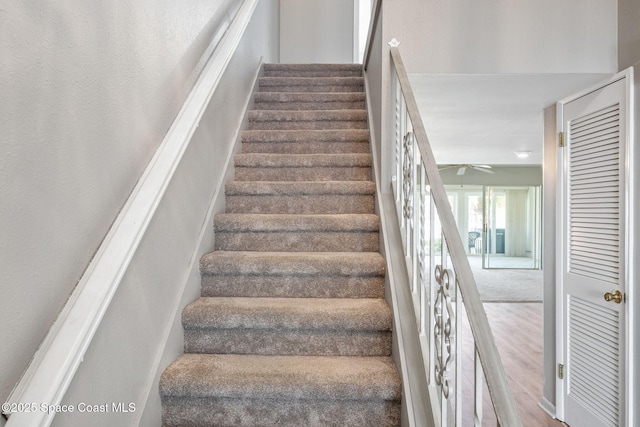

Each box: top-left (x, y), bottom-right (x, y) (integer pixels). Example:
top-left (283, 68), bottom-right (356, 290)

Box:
top-left (159, 64), bottom-right (401, 427)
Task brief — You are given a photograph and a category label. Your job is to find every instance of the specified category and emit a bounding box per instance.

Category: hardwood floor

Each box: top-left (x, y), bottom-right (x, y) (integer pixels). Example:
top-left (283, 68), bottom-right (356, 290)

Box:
top-left (460, 303), bottom-right (567, 426)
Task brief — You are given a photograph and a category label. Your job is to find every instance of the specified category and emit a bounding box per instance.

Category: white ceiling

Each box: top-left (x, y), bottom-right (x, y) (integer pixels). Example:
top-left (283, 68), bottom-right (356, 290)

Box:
top-left (408, 73), bottom-right (612, 165)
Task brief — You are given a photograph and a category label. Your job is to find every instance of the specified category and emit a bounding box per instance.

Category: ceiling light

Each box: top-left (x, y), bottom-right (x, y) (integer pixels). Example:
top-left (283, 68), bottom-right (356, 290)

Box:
top-left (514, 151), bottom-right (531, 159)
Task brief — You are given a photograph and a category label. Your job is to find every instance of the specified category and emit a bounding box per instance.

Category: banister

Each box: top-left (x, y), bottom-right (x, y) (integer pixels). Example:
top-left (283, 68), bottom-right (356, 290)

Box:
top-left (388, 41), bottom-right (523, 426)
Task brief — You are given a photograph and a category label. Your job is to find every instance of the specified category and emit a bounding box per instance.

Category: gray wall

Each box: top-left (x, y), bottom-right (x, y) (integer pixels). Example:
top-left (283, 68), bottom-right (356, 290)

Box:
top-left (384, 0), bottom-right (617, 74)
top-left (0, 0), bottom-right (241, 406)
top-left (0, 0), bottom-right (279, 422)
top-left (619, 0), bottom-right (640, 70)
top-left (279, 0), bottom-right (354, 63)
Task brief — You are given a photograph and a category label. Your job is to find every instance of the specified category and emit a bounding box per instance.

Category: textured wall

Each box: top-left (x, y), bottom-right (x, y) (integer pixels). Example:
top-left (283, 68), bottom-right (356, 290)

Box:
top-left (385, 0), bottom-right (617, 74)
top-left (279, 0), bottom-right (354, 63)
top-left (0, 0), bottom-right (240, 406)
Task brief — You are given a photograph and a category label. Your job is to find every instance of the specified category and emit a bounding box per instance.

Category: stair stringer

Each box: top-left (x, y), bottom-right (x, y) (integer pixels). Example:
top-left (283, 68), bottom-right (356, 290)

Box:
top-left (132, 61), bottom-right (267, 426)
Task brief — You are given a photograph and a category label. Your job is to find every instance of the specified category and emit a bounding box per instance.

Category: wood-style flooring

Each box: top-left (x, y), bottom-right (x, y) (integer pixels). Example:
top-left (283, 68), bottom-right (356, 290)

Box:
top-left (460, 303), bottom-right (567, 426)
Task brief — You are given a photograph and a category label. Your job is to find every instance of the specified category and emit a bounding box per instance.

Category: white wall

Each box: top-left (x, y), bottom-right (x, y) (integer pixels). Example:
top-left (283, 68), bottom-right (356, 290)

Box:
top-left (385, 0), bottom-right (617, 74)
top-left (0, 0), bottom-right (278, 417)
top-left (280, 0), bottom-right (354, 63)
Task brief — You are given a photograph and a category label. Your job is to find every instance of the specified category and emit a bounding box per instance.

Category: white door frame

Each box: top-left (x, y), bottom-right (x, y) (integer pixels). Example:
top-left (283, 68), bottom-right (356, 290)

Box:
top-left (555, 68), bottom-right (635, 426)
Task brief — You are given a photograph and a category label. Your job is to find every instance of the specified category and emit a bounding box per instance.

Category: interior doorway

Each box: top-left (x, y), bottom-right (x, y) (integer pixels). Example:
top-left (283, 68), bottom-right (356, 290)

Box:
top-left (483, 185), bottom-right (542, 269)
top-left (445, 185), bottom-right (542, 270)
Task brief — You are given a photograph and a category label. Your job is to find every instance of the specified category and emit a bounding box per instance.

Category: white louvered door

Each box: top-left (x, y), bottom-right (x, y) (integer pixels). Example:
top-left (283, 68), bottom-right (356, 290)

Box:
top-left (559, 77), bottom-right (630, 427)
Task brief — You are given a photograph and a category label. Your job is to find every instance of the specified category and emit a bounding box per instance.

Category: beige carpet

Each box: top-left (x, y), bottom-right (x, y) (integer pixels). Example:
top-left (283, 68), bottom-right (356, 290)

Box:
top-left (471, 266), bottom-right (543, 302)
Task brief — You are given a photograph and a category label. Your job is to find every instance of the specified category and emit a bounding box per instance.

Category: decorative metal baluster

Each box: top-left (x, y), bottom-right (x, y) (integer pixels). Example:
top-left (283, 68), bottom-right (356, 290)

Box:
top-left (455, 276), bottom-right (462, 426)
top-left (434, 264), bottom-right (455, 427)
top-left (417, 161), bottom-right (427, 333)
top-left (392, 68), bottom-right (401, 217)
top-left (428, 192), bottom-right (436, 386)
top-left (402, 131), bottom-right (414, 223)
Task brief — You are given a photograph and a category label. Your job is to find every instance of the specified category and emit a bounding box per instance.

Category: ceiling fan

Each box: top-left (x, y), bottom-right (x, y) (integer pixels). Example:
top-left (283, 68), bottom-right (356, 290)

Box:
top-left (439, 164), bottom-right (495, 175)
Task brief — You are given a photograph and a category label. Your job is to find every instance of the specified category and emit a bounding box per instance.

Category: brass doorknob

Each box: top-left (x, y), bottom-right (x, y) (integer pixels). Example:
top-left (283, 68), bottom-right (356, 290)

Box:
top-left (604, 290), bottom-right (623, 304)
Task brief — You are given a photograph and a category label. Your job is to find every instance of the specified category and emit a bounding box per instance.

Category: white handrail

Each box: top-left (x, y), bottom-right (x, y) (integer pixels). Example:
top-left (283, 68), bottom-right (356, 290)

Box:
top-left (3, 1), bottom-right (258, 425)
top-left (388, 41), bottom-right (523, 426)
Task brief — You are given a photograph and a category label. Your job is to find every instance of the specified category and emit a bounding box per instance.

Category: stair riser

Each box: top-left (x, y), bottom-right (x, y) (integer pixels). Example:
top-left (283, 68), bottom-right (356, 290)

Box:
top-left (214, 232), bottom-right (378, 252)
top-left (162, 397), bottom-right (400, 427)
top-left (263, 63), bottom-right (362, 74)
top-left (254, 101), bottom-right (365, 110)
top-left (234, 167), bottom-right (371, 181)
top-left (184, 330), bottom-right (391, 356)
top-left (263, 70), bottom-right (362, 78)
top-left (242, 142), bottom-right (370, 154)
top-left (241, 129), bottom-right (370, 142)
top-left (226, 195), bottom-right (374, 214)
top-left (248, 120), bottom-right (367, 130)
top-left (259, 85), bottom-right (364, 93)
top-left (201, 276), bottom-right (384, 298)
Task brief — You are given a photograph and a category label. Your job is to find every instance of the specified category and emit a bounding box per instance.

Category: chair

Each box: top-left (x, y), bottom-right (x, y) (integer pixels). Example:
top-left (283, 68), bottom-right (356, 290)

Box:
top-left (468, 231), bottom-right (482, 254)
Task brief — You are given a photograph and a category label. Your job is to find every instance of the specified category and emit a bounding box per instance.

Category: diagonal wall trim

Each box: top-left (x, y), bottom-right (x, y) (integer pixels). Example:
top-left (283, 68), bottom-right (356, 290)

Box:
top-left (4, 1), bottom-right (259, 425)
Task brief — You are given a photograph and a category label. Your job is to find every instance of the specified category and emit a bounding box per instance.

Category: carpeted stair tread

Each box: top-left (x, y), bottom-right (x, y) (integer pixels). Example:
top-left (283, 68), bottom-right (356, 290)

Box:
top-left (200, 251), bottom-right (385, 299)
top-left (234, 153), bottom-right (372, 181)
top-left (260, 76), bottom-right (364, 87)
top-left (183, 297), bottom-right (391, 330)
top-left (259, 77), bottom-right (364, 92)
top-left (254, 92), bottom-right (365, 110)
top-left (241, 129), bottom-right (370, 154)
top-left (248, 109), bottom-right (367, 130)
top-left (225, 181), bottom-right (375, 195)
top-left (182, 297), bottom-right (392, 355)
top-left (183, 297), bottom-right (390, 330)
top-left (242, 129), bottom-right (370, 143)
top-left (160, 354), bottom-right (400, 400)
top-left (214, 214), bottom-right (379, 252)
top-left (234, 153), bottom-right (371, 167)
top-left (214, 213), bottom-right (379, 232)
top-left (225, 181), bottom-right (375, 214)
top-left (255, 92), bottom-right (365, 103)
top-left (263, 63), bottom-right (362, 77)
top-left (200, 251), bottom-right (385, 277)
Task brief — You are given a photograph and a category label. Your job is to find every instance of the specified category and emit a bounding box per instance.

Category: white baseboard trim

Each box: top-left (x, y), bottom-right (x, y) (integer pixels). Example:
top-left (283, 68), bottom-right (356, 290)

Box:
top-left (538, 396), bottom-right (557, 419)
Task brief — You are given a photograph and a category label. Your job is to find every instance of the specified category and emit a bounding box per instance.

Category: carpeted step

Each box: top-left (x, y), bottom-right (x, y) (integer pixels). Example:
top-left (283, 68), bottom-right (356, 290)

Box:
top-left (234, 153), bottom-right (372, 181)
top-left (263, 63), bottom-right (362, 77)
top-left (254, 92), bottom-right (366, 110)
top-left (182, 297), bottom-right (392, 355)
top-left (200, 251), bottom-right (385, 298)
top-left (241, 129), bottom-right (370, 154)
top-left (225, 181), bottom-right (375, 214)
top-left (160, 63), bottom-right (400, 427)
top-left (213, 213), bottom-right (379, 252)
top-left (160, 354), bottom-right (401, 427)
top-left (248, 110), bottom-right (367, 130)
top-left (259, 76), bottom-right (364, 93)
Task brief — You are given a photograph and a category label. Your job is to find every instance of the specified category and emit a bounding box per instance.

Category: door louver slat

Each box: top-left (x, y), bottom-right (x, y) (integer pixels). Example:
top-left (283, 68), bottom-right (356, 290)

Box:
top-left (568, 296), bottom-right (620, 427)
top-left (568, 103), bottom-right (620, 284)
